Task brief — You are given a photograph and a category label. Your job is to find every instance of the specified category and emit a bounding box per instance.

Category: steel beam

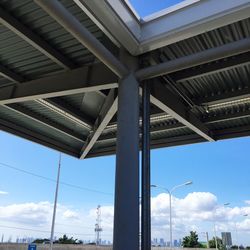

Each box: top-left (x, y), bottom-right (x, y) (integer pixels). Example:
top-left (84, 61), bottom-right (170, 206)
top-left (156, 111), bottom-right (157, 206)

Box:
top-left (141, 81), bottom-right (151, 250)
top-left (136, 38), bottom-right (250, 80)
top-left (101, 109), bottom-right (250, 141)
top-left (171, 52), bottom-right (250, 82)
top-left (139, 0), bottom-right (250, 54)
top-left (73, 0), bottom-right (140, 54)
top-left (0, 64), bottom-right (118, 105)
top-left (35, 99), bottom-right (92, 130)
top-left (4, 103), bottom-right (85, 143)
top-left (35, 0), bottom-right (128, 78)
top-left (86, 107), bottom-right (250, 158)
top-left (214, 124), bottom-right (250, 140)
top-left (0, 64), bottom-right (25, 83)
top-left (150, 81), bottom-right (214, 141)
top-left (74, 0), bottom-right (249, 55)
top-left (87, 134), bottom-right (205, 158)
top-left (113, 74), bottom-right (140, 250)
top-left (46, 98), bottom-right (94, 128)
top-left (87, 122), bottom-right (250, 158)
top-left (0, 117), bottom-right (79, 158)
top-left (97, 120), bottom-right (184, 142)
top-left (196, 88), bottom-right (250, 106)
top-left (203, 109), bottom-right (250, 124)
top-left (80, 89), bottom-right (118, 159)
top-left (97, 107), bottom-right (250, 143)
top-left (0, 6), bottom-right (75, 70)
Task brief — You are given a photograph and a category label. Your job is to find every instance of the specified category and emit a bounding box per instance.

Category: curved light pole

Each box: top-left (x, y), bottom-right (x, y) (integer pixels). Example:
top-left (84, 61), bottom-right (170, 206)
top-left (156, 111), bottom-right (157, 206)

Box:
top-left (213, 202), bottom-right (230, 250)
top-left (151, 181), bottom-right (193, 248)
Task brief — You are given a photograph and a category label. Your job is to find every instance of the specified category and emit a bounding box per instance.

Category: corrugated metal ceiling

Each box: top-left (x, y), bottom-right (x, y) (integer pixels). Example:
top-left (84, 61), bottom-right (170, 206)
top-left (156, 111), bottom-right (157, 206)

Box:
top-left (0, 1), bottom-right (249, 158)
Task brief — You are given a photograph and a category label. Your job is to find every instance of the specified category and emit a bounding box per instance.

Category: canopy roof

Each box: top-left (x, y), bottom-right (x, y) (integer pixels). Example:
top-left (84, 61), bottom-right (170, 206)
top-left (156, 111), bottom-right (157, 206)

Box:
top-left (0, 0), bottom-right (249, 158)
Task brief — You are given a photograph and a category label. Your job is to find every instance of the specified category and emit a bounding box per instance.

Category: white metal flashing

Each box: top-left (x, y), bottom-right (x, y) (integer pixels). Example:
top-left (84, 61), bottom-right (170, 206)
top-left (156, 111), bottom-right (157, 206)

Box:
top-left (139, 0), bottom-right (250, 54)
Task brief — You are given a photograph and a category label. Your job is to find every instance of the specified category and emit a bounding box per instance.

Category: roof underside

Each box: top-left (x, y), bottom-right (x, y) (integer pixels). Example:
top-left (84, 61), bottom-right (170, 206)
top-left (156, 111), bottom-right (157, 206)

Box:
top-left (0, 0), bottom-right (249, 158)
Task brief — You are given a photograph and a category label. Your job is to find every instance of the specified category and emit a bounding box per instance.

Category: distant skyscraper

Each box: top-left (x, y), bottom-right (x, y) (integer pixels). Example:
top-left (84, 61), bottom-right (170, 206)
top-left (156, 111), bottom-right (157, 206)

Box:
top-left (174, 239), bottom-right (178, 247)
top-left (221, 232), bottom-right (232, 246)
top-left (160, 238), bottom-right (166, 246)
top-left (152, 238), bottom-right (158, 245)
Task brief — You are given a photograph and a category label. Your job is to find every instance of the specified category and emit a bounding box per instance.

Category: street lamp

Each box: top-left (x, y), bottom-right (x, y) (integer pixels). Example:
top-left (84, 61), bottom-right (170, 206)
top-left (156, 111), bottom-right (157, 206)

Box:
top-left (213, 202), bottom-right (231, 250)
top-left (151, 181), bottom-right (193, 248)
top-left (224, 203), bottom-right (249, 250)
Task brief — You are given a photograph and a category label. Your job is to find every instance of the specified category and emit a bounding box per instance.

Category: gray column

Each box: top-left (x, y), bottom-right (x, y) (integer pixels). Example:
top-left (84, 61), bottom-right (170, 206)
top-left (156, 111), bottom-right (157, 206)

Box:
top-left (141, 81), bottom-right (151, 250)
top-left (113, 74), bottom-right (140, 250)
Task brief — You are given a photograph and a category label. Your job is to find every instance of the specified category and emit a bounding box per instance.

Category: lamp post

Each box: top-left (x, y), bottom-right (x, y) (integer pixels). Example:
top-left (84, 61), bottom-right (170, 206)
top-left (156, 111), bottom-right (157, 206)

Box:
top-left (50, 153), bottom-right (61, 250)
top-left (224, 203), bottom-right (248, 250)
top-left (213, 203), bottom-right (230, 250)
top-left (213, 222), bottom-right (218, 250)
top-left (235, 213), bottom-right (248, 250)
top-left (238, 214), bottom-right (248, 249)
top-left (151, 181), bottom-right (193, 248)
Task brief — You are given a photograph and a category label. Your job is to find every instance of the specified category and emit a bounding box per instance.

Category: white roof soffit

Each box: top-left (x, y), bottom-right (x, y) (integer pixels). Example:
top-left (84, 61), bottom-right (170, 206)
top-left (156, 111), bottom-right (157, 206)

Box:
top-left (74, 0), bottom-right (250, 56)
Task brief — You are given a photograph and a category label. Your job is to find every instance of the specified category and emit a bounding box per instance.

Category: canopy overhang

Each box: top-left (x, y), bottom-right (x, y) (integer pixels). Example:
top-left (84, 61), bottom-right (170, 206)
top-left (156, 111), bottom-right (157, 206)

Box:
top-left (0, 1), bottom-right (249, 250)
top-left (0, 0), bottom-right (249, 158)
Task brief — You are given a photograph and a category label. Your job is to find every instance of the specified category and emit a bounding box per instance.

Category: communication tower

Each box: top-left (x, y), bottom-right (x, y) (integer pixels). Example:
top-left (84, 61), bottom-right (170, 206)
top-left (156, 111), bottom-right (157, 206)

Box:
top-left (95, 205), bottom-right (102, 245)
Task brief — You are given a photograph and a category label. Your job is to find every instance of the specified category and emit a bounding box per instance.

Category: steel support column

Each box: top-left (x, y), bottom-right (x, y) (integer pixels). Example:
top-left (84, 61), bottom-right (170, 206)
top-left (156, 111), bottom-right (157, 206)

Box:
top-left (141, 81), bottom-right (151, 250)
top-left (113, 74), bottom-right (140, 250)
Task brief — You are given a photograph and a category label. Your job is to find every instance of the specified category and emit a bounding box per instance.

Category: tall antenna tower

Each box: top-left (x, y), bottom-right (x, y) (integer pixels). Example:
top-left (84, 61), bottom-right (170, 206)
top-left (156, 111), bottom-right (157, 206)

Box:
top-left (95, 205), bottom-right (102, 245)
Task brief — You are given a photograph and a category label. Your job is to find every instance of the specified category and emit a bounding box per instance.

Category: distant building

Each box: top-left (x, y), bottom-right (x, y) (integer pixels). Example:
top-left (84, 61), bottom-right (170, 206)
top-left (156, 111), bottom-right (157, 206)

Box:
top-left (152, 238), bottom-right (158, 246)
top-left (179, 239), bottom-right (182, 247)
top-left (174, 239), bottom-right (178, 247)
top-left (221, 232), bottom-right (232, 246)
top-left (160, 238), bottom-right (166, 246)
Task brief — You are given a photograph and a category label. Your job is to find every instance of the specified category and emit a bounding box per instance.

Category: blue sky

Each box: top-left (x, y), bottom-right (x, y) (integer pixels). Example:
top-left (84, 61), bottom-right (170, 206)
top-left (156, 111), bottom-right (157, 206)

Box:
top-left (0, 130), bottom-right (250, 244)
top-left (129, 0), bottom-right (186, 17)
top-left (1, 131), bottom-right (249, 208)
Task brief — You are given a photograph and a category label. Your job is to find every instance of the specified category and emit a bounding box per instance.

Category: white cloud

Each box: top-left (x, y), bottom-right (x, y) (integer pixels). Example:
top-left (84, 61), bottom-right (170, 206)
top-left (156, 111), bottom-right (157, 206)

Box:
top-left (238, 219), bottom-right (250, 231)
top-left (63, 210), bottom-right (79, 220)
top-left (151, 192), bottom-right (218, 224)
top-left (0, 201), bottom-right (111, 241)
top-left (96, 192), bottom-right (250, 243)
top-left (0, 194), bottom-right (250, 245)
top-left (150, 192), bottom-right (250, 245)
top-left (178, 192), bottom-right (217, 212)
top-left (245, 200), bottom-right (250, 205)
top-left (0, 201), bottom-right (52, 226)
top-left (0, 190), bottom-right (8, 195)
top-left (0, 202), bottom-right (81, 226)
